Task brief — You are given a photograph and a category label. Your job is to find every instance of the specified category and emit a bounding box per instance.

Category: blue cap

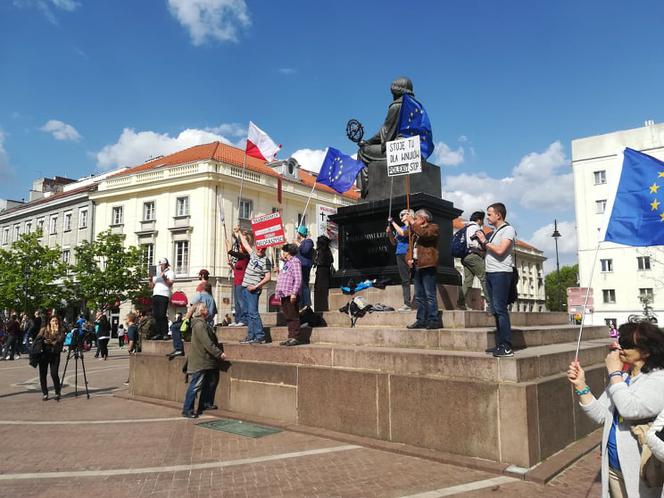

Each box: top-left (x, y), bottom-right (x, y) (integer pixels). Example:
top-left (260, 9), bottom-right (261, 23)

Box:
top-left (297, 226), bottom-right (309, 237)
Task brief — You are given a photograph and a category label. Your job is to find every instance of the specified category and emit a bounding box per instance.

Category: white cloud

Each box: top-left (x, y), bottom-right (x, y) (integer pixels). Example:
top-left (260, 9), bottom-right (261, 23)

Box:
top-left (278, 68), bottom-right (297, 75)
top-left (167, 0), bottom-right (251, 45)
top-left (13, 0), bottom-right (79, 24)
top-left (528, 220), bottom-right (578, 273)
top-left (96, 126), bottom-right (241, 170)
top-left (205, 122), bottom-right (245, 138)
top-left (40, 119), bottom-right (81, 141)
top-left (291, 148), bottom-right (328, 173)
top-left (432, 141), bottom-right (465, 166)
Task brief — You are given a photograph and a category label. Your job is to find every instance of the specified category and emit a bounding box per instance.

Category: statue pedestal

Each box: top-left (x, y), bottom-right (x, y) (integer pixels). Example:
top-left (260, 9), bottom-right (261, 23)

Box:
top-left (364, 160), bottom-right (441, 202)
top-left (329, 192), bottom-right (462, 287)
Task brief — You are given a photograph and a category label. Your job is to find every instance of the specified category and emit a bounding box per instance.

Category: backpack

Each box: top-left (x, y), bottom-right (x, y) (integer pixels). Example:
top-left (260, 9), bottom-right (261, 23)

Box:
top-left (451, 225), bottom-right (470, 258)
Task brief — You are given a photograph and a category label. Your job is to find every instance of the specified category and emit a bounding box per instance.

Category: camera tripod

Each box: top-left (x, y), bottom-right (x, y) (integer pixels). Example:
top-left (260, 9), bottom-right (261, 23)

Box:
top-left (60, 345), bottom-right (90, 399)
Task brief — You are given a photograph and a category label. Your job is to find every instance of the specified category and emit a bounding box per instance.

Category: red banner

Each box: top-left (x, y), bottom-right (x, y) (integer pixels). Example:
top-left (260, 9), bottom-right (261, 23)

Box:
top-left (251, 212), bottom-right (286, 248)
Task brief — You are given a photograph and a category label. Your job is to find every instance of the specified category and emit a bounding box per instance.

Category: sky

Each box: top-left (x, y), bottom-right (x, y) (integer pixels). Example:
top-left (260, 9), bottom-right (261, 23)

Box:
top-left (1, 0), bottom-right (664, 272)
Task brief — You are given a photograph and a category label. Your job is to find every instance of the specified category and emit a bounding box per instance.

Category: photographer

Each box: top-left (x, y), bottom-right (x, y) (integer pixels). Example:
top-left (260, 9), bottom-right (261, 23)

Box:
top-left (386, 209), bottom-right (414, 311)
top-left (456, 211), bottom-right (491, 312)
top-left (148, 257), bottom-right (174, 341)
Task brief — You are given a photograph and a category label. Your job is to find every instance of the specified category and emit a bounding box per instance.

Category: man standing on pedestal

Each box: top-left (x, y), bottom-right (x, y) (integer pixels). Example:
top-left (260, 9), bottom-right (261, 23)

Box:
top-left (149, 258), bottom-right (174, 341)
top-left (456, 211), bottom-right (491, 312)
top-left (476, 203), bottom-right (516, 358)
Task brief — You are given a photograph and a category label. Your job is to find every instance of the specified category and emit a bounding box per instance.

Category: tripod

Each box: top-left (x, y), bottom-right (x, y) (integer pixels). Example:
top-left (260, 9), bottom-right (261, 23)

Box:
top-left (60, 345), bottom-right (90, 399)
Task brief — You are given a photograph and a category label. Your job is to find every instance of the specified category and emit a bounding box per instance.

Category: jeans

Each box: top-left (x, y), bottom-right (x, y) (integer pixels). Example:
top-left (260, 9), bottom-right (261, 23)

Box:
top-left (396, 253), bottom-right (412, 305)
top-left (202, 369), bottom-right (219, 408)
top-left (38, 352), bottom-right (61, 395)
top-left (152, 295), bottom-right (169, 338)
top-left (6, 335), bottom-right (20, 359)
top-left (414, 266), bottom-right (439, 324)
top-left (300, 266), bottom-right (312, 307)
top-left (458, 253), bottom-right (491, 310)
top-left (486, 271), bottom-right (513, 348)
top-left (183, 369), bottom-right (218, 413)
top-left (234, 284), bottom-right (247, 324)
top-left (242, 287), bottom-right (265, 341)
top-left (172, 328), bottom-right (183, 351)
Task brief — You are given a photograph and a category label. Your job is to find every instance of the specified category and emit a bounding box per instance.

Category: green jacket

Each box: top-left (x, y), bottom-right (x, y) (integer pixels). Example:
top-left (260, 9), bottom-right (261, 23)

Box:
top-left (186, 317), bottom-right (223, 374)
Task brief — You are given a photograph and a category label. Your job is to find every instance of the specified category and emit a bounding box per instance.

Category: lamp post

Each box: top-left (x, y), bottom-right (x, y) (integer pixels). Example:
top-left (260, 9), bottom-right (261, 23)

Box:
top-left (551, 220), bottom-right (562, 311)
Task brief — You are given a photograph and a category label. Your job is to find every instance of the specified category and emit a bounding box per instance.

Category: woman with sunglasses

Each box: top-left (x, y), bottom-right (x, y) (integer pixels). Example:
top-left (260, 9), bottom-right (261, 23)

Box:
top-left (386, 209), bottom-right (414, 311)
top-left (567, 322), bottom-right (664, 497)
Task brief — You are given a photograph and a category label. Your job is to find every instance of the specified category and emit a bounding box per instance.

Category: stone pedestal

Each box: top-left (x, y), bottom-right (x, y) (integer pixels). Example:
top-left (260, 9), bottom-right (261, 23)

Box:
top-left (363, 160), bottom-right (442, 202)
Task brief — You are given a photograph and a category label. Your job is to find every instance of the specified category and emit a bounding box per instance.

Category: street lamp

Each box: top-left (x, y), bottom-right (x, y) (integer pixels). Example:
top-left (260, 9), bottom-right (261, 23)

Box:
top-left (551, 220), bottom-right (562, 311)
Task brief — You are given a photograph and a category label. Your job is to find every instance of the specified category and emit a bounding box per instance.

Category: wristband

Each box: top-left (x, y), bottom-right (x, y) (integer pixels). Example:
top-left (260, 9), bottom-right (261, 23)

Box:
top-left (575, 386), bottom-right (591, 396)
top-left (608, 370), bottom-right (624, 379)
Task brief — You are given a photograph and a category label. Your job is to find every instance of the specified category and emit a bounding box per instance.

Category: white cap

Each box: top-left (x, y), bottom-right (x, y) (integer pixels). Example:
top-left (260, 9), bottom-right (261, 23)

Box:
top-left (158, 257), bottom-right (169, 265)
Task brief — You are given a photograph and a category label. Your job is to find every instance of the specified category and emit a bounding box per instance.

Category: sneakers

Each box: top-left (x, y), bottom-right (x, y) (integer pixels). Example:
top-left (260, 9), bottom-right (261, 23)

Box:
top-left (230, 322), bottom-right (246, 327)
top-left (239, 338), bottom-right (252, 344)
top-left (280, 338), bottom-right (300, 346)
top-left (397, 304), bottom-right (411, 312)
top-left (181, 410), bottom-right (198, 419)
top-left (492, 345), bottom-right (514, 358)
top-left (406, 322), bottom-right (426, 330)
top-left (249, 339), bottom-right (266, 344)
top-left (166, 350), bottom-right (185, 358)
top-left (426, 322), bottom-right (443, 330)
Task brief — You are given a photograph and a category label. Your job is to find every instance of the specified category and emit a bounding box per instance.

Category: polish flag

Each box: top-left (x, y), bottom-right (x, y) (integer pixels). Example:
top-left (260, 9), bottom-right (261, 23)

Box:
top-left (246, 121), bottom-right (281, 161)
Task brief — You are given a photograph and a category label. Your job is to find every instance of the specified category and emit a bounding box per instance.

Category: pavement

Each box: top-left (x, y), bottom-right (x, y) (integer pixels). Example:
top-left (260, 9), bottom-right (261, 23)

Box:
top-left (0, 346), bottom-right (602, 497)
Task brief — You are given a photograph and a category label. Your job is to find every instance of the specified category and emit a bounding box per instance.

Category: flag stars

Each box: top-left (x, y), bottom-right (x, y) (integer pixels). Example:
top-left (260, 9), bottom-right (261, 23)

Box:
top-left (652, 199), bottom-right (661, 211)
top-left (660, 212), bottom-right (664, 222)
top-left (650, 183), bottom-right (660, 194)
top-left (659, 171), bottom-right (664, 178)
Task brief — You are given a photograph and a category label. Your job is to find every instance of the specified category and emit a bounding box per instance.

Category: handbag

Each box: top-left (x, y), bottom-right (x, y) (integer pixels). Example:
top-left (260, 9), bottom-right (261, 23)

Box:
top-left (630, 422), bottom-right (664, 488)
top-left (269, 293), bottom-right (281, 307)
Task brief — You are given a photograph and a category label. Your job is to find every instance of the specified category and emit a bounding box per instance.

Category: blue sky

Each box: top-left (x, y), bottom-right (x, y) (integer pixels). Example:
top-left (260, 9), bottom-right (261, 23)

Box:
top-left (1, 0), bottom-right (663, 270)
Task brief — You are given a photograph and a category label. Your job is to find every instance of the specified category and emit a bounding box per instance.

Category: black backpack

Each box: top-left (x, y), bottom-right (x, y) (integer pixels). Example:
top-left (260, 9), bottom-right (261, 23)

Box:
top-left (451, 225), bottom-right (470, 258)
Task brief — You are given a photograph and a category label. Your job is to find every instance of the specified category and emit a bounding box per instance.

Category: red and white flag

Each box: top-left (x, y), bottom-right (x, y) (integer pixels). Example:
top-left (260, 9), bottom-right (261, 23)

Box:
top-left (246, 121), bottom-right (280, 162)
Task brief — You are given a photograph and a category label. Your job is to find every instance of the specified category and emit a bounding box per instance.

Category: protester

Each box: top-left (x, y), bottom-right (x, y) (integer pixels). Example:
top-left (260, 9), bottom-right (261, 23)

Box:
top-left (475, 203), bottom-right (516, 357)
top-left (313, 235), bottom-right (334, 312)
top-left (228, 231), bottom-right (250, 327)
top-left (386, 209), bottom-right (414, 311)
top-left (36, 314), bottom-right (65, 401)
top-left (5, 314), bottom-right (21, 360)
top-left (21, 313), bottom-right (32, 354)
top-left (148, 257), bottom-right (174, 340)
top-left (117, 324), bottom-right (126, 348)
top-left (182, 303), bottom-right (225, 418)
top-left (196, 268), bottom-right (210, 292)
top-left (296, 226), bottom-right (314, 310)
top-left (275, 244), bottom-right (304, 346)
top-left (456, 211), bottom-right (491, 312)
top-left (405, 209), bottom-right (442, 330)
top-left (567, 322), bottom-right (664, 498)
top-left (95, 312), bottom-right (111, 360)
top-left (235, 227), bottom-right (272, 344)
top-left (185, 282), bottom-right (217, 327)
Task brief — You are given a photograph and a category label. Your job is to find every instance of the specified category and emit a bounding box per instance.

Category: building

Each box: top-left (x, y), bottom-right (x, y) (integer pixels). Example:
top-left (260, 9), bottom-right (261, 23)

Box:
top-left (452, 218), bottom-right (547, 312)
top-left (572, 121), bottom-right (664, 326)
top-left (90, 141), bottom-right (358, 318)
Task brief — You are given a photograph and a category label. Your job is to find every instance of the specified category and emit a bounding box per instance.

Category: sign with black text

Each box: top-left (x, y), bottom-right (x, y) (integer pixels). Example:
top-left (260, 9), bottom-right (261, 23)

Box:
top-left (386, 135), bottom-right (422, 177)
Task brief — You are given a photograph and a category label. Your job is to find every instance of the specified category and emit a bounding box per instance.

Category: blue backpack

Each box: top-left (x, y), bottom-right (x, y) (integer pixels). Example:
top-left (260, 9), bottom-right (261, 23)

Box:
top-left (451, 225), bottom-right (470, 258)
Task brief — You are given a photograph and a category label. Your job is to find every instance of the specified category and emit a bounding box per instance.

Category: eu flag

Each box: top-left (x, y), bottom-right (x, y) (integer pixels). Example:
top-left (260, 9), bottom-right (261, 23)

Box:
top-left (604, 147), bottom-right (664, 246)
top-left (398, 94), bottom-right (434, 160)
top-left (317, 147), bottom-right (365, 194)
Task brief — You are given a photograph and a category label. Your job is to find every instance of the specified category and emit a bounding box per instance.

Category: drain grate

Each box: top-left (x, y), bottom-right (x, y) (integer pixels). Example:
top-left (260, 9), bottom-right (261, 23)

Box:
top-left (197, 418), bottom-right (282, 438)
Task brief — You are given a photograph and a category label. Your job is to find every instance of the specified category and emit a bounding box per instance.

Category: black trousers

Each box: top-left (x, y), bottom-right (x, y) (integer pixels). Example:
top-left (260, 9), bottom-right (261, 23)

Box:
top-left (38, 352), bottom-right (61, 395)
top-left (98, 338), bottom-right (109, 359)
top-left (152, 295), bottom-right (169, 338)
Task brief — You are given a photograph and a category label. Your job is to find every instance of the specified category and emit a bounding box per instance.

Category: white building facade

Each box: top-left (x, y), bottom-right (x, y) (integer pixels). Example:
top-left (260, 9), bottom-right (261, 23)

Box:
top-left (572, 122), bottom-right (664, 326)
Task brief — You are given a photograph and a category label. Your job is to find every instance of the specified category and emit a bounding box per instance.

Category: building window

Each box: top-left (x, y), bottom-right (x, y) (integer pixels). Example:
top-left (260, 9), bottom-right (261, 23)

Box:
top-left (640, 288), bottom-right (654, 300)
top-left (142, 243), bottom-right (154, 269)
top-left (604, 318), bottom-right (617, 327)
top-left (37, 218), bottom-right (45, 234)
top-left (176, 197), bottom-right (189, 217)
top-left (25, 221), bottom-right (32, 233)
top-left (13, 224), bottom-right (20, 241)
top-left (239, 198), bottom-right (252, 220)
top-left (595, 199), bottom-right (607, 214)
top-left (79, 209), bottom-right (88, 229)
top-left (174, 240), bottom-right (189, 274)
top-left (64, 212), bottom-right (72, 232)
top-left (593, 170), bottom-right (606, 185)
top-left (143, 201), bottom-right (155, 221)
top-left (2, 227), bottom-right (8, 244)
top-left (62, 250), bottom-right (70, 264)
top-left (49, 216), bottom-right (57, 235)
top-left (637, 256), bottom-right (651, 271)
top-left (112, 206), bottom-right (123, 225)
top-left (297, 214), bottom-right (307, 227)
top-left (600, 259), bottom-right (613, 272)
top-left (602, 289), bottom-right (616, 304)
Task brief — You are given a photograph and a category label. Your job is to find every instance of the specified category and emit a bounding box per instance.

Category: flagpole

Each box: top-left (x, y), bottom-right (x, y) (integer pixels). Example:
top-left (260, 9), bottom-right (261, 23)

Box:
top-left (406, 175), bottom-right (412, 261)
top-left (387, 177), bottom-right (394, 220)
top-left (297, 179), bottom-right (318, 232)
top-left (574, 241), bottom-right (602, 361)
top-left (234, 152), bottom-right (248, 231)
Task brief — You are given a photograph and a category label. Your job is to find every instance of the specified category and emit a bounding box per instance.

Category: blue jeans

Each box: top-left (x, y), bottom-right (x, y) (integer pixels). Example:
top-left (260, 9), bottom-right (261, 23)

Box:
top-left (171, 327), bottom-right (183, 351)
top-left (414, 266), bottom-right (438, 324)
top-left (300, 266), bottom-right (312, 307)
top-left (234, 284), bottom-right (247, 324)
top-left (242, 286), bottom-right (264, 341)
top-left (486, 271), bottom-right (513, 348)
top-left (183, 370), bottom-right (209, 413)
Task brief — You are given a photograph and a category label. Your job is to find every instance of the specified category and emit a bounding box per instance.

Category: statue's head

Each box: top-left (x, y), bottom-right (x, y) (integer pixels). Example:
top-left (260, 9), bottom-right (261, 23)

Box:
top-left (390, 77), bottom-right (414, 99)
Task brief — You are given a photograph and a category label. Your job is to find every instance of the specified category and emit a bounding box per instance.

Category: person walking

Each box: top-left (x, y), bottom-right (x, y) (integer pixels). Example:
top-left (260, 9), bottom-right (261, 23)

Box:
top-left (296, 226), bottom-right (314, 310)
top-left (149, 258), bottom-right (174, 340)
top-left (5, 314), bottom-right (21, 360)
top-left (568, 322), bottom-right (664, 497)
top-left (117, 324), bottom-right (126, 348)
top-left (475, 202), bottom-right (516, 357)
top-left (275, 244), bottom-right (304, 346)
top-left (96, 312), bottom-right (111, 360)
top-left (386, 209), bottom-right (414, 311)
top-left (456, 211), bottom-right (491, 311)
top-left (182, 303), bottom-right (225, 418)
top-left (313, 235), bottom-right (334, 312)
top-left (36, 314), bottom-right (65, 401)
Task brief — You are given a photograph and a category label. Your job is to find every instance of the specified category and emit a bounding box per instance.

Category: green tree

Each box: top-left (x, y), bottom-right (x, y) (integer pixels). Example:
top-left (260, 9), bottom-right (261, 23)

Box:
top-left (0, 231), bottom-right (70, 313)
top-left (545, 264), bottom-right (579, 312)
top-left (71, 230), bottom-right (148, 312)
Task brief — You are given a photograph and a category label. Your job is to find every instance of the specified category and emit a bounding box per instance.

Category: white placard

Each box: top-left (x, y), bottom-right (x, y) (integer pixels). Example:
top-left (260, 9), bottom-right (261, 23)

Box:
top-left (386, 135), bottom-right (422, 177)
top-left (316, 204), bottom-right (338, 242)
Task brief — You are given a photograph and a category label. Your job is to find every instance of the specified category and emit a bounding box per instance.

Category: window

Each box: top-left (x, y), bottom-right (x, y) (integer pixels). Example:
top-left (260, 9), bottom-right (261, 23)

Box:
top-left (143, 201), bottom-right (155, 221)
top-left (604, 318), bottom-right (617, 327)
top-left (174, 240), bottom-right (189, 274)
top-left (49, 216), bottom-right (57, 235)
top-left (297, 214), bottom-right (307, 227)
top-left (2, 227), bottom-right (8, 244)
top-left (62, 250), bottom-right (70, 264)
top-left (176, 197), bottom-right (189, 217)
top-left (13, 224), bottom-right (19, 241)
top-left (602, 289), bottom-right (616, 304)
top-left (25, 221), bottom-right (32, 233)
top-left (64, 212), bottom-right (72, 232)
top-left (79, 209), bottom-right (88, 229)
top-left (112, 206), bottom-right (123, 225)
top-left (238, 198), bottom-right (252, 220)
top-left (142, 243), bottom-right (154, 269)
top-left (593, 170), bottom-right (606, 185)
top-left (595, 199), bottom-right (607, 214)
top-left (640, 288), bottom-right (654, 299)
top-left (37, 218), bottom-right (45, 234)
top-left (600, 259), bottom-right (613, 272)
top-left (637, 256), bottom-right (651, 271)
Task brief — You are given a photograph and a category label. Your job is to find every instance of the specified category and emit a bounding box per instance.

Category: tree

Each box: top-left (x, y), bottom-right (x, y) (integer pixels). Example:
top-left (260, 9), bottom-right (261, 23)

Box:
top-left (0, 231), bottom-right (70, 313)
top-left (545, 264), bottom-right (579, 312)
top-left (70, 230), bottom-right (148, 312)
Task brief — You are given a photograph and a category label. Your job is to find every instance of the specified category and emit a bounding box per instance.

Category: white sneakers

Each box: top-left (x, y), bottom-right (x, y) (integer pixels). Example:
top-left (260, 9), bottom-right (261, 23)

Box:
top-left (228, 322), bottom-right (246, 327)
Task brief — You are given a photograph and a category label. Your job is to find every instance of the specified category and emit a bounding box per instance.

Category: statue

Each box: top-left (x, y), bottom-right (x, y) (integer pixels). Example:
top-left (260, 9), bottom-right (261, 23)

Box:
top-left (347, 77), bottom-right (414, 198)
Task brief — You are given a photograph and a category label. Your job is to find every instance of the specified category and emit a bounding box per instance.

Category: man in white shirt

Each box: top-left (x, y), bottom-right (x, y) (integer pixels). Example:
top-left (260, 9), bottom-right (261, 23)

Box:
top-left (149, 257), bottom-right (174, 340)
top-left (456, 211), bottom-right (491, 312)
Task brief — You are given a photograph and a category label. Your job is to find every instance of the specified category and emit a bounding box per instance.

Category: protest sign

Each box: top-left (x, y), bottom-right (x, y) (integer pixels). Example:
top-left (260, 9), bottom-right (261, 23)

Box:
top-left (251, 212), bottom-right (286, 248)
top-left (386, 135), bottom-right (422, 177)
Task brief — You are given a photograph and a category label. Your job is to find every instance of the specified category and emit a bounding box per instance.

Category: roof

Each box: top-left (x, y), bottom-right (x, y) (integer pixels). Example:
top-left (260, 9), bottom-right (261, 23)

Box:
top-left (453, 217), bottom-right (542, 253)
top-left (114, 141), bottom-right (360, 201)
top-left (0, 185), bottom-right (94, 218)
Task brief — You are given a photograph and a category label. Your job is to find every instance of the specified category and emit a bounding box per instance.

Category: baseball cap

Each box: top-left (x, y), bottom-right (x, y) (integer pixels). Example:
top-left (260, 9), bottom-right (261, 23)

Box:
top-left (297, 226), bottom-right (309, 237)
top-left (158, 257), bottom-right (169, 265)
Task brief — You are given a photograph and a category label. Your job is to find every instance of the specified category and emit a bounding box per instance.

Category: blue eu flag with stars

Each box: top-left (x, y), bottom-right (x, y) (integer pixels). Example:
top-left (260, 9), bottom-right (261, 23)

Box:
top-left (317, 147), bottom-right (365, 194)
top-left (604, 147), bottom-right (664, 247)
top-left (398, 94), bottom-right (434, 160)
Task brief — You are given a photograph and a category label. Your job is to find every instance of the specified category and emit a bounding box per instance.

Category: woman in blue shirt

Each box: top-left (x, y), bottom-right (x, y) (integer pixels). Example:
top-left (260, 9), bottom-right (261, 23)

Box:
top-left (386, 209), bottom-right (414, 312)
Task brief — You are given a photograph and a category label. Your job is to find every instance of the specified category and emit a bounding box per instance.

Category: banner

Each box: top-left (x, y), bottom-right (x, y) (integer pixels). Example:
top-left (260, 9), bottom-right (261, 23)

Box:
top-left (316, 204), bottom-right (338, 242)
top-left (251, 212), bottom-right (286, 248)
